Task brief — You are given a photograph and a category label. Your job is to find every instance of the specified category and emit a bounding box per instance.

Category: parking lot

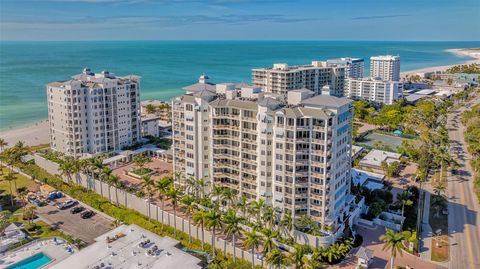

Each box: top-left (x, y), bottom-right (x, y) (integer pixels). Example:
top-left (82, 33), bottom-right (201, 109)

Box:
top-left (35, 197), bottom-right (113, 244)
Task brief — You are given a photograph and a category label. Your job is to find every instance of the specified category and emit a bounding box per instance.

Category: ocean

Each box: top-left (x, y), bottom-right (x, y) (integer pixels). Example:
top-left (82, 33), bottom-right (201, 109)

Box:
top-left (1, 40), bottom-right (479, 131)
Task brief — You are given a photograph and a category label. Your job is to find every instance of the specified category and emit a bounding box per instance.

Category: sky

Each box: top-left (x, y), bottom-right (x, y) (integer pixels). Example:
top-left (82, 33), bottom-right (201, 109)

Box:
top-left (0, 0), bottom-right (479, 41)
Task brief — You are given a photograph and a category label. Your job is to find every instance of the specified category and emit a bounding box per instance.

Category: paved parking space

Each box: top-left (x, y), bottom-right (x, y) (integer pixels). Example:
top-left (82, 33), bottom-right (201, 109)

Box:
top-left (35, 197), bottom-right (113, 244)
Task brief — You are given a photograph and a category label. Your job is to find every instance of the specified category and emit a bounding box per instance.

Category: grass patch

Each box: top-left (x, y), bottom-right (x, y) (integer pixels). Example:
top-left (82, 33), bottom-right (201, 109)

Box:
top-left (25, 220), bottom-right (76, 243)
top-left (431, 235), bottom-right (449, 262)
top-left (429, 195), bottom-right (449, 262)
top-left (132, 168), bottom-right (153, 176)
top-left (0, 168), bottom-right (39, 195)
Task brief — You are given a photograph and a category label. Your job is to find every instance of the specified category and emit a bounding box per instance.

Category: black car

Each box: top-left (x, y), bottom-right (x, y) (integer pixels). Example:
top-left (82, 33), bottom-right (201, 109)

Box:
top-left (80, 210), bottom-right (95, 219)
top-left (70, 206), bottom-right (85, 214)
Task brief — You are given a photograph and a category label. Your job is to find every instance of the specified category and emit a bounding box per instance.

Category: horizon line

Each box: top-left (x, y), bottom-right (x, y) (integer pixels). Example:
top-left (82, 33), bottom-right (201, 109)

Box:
top-left (1, 39), bottom-right (480, 43)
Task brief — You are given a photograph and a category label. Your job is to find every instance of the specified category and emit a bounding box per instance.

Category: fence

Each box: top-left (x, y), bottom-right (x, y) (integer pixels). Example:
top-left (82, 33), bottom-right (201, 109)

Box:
top-left (29, 154), bottom-right (265, 267)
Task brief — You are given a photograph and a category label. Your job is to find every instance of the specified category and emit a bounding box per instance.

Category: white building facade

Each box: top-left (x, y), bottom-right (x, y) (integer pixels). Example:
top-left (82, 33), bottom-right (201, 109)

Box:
top-left (47, 68), bottom-right (141, 157)
top-left (252, 61), bottom-right (346, 97)
top-left (344, 78), bottom-right (402, 105)
top-left (172, 77), bottom-right (354, 230)
top-left (370, 55), bottom-right (401, 81)
top-left (327, 57), bottom-right (364, 79)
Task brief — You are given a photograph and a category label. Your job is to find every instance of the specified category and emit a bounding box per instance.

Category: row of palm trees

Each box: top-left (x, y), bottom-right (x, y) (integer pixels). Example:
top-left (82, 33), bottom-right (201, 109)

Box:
top-left (0, 140), bottom-right (28, 207)
top-left (4, 146), bottom-right (355, 269)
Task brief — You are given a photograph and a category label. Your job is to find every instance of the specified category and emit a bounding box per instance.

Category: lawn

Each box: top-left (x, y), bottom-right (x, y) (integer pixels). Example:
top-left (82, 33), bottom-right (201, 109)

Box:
top-left (0, 167), bottom-right (39, 195)
top-left (431, 235), bottom-right (449, 262)
top-left (131, 167), bottom-right (153, 176)
top-left (429, 196), bottom-right (449, 262)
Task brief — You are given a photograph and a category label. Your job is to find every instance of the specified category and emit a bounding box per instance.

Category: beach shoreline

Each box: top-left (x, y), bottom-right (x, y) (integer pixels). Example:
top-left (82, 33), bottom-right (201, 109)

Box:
top-left (401, 48), bottom-right (480, 76)
top-left (1, 48), bottom-right (479, 148)
top-left (0, 120), bottom-right (50, 148)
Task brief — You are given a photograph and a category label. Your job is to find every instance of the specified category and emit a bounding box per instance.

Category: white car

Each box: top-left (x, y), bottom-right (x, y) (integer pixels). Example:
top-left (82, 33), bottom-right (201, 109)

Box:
top-left (58, 199), bottom-right (77, 210)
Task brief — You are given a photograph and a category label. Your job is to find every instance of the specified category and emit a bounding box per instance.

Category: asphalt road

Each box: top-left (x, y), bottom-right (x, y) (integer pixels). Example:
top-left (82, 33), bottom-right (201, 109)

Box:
top-left (447, 96), bottom-right (480, 269)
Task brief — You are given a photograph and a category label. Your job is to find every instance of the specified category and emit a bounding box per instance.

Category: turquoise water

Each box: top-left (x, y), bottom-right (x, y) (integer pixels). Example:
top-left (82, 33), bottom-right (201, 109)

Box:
top-left (5, 252), bottom-right (52, 269)
top-left (1, 41), bottom-right (479, 130)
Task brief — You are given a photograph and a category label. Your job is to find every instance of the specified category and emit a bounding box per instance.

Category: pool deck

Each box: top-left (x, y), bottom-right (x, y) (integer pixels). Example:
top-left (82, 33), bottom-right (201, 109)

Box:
top-left (0, 237), bottom-right (75, 268)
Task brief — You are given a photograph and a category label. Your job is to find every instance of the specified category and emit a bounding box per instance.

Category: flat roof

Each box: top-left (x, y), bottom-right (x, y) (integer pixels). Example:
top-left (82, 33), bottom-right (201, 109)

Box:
top-left (359, 149), bottom-right (401, 168)
top-left (49, 224), bottom-right (203, 269)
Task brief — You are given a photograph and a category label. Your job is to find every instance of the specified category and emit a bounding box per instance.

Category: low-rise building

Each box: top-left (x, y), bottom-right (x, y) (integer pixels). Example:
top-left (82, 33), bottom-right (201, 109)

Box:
top-left (49, 224), bottom-right (203, 269)
top-left (359, 149), bottom-right (401, 173)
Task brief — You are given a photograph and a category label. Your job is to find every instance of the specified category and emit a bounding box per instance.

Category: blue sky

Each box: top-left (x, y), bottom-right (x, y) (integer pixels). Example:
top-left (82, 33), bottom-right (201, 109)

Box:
top-left (1, 0), bottom-right (479, 41)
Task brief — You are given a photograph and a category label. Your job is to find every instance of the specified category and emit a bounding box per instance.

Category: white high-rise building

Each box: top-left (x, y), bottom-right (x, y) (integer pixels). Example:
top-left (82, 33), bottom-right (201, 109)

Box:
top-left (327, 57), bottom-right (364, 78)
top-left (172, 76), bottom-right (354, 230)
top-left (252, 61), bottom-right (346, 97)
top-left (344, 77), bottom-right (402, 105)
top-left (370, 55), bottom-right (401, 81)
top-left (47, 68), bottom-right (141, 157)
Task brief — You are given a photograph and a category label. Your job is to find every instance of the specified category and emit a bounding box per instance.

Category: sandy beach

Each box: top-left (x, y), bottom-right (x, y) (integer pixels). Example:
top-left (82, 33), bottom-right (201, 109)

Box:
top-left (401, 48), bottom-right (480, 76)
top-left (0, 120), bottom-right (50, 148)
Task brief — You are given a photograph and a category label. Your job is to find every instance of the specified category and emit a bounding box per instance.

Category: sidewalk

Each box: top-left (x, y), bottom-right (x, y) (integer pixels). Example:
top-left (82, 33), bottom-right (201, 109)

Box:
top-left (420, 191), bottom-right (432, 261)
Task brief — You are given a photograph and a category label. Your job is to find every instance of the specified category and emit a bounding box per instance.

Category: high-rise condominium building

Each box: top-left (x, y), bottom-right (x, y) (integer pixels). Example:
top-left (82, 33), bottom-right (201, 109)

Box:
top-left (251, 61), bottom-right (346, 97)
top-left (173, 76), bottom-right (354, 229)
top-left (327, 57), bottom-right (364, 79)
top-left (344, 77), bottom-right (402, 105)
top-left (47, 68), bottom-right (141, 157)
top-left (370, 55), bottom-right (401, 81)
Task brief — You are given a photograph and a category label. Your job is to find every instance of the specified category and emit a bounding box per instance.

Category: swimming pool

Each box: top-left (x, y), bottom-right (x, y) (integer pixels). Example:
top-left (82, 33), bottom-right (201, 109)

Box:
top-left (6, 252), bottom-right (52, 269)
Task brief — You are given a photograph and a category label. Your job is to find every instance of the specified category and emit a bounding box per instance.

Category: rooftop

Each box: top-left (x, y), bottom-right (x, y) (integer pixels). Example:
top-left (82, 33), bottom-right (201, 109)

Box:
top-left (49, 224), bottom-right (203, 269)
top-left (359, 149), bottom-right (401, 168)
top-left (301, 94), bottom-right (352, 109)
top-left (370, 55), bottom-right (400, 61)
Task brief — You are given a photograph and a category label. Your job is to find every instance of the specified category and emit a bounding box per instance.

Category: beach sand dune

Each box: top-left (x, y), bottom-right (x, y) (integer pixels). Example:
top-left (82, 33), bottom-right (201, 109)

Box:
top-left (0, 120), bottom-right (50, 148)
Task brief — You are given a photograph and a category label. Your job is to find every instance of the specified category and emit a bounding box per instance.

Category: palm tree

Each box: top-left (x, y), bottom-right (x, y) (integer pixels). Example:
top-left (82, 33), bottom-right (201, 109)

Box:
top-left (262, 206), bottom-right (276, 229)
top-left (433, 182), bottom-right (446, 197)
top-left (90, 157), bottom-right (104, 191)
top-left (380, 228), bottom-right (407, 269)
top-left (109, 175), bottom-right (121, 204)
top-left (142, 175), bottom-right (155, 218)
top-left (236, 195), bottom-right (248, 219)
top-left (0, 211), bottom-right (12, 230)
top-left (192, 209), bottom-right (207, 250)
top-left (266, 248), bottom-right (290, 269)
top-left (210, 185), bottom-right (224, 203)
top-left (243, 228), bottom-right (263, 268)
top-left (223, 208), bottom-right (243, 262)
top-left (279, 211), bottom-right (293, 239)
top-left (250, 199), bottom-right (266, 226)
top-left (59, 156), bottom-right (76, 184)
top-left (262, 228), bottom-right (278, 254)
top-left (4, 172), bottom-right (16, 206)
top-left (0, 138), bottom-right (8, 152)
top-left (205, 208), bottom-right (222, 257)
top-left (397, 191), bottom-right (413, 222)
top-left (102, 167), bottom-right (113, 198)
top-left (166, 186), bottom-right (181, 235)
top-left (133, 155), bottom-right (151, 171)
top-left (221, 188), bottom-right (236, 209)
top-left (181, 194), bottom-right (195, 243)
top-left (305, 249), bottom-right (324, 269)
top-left (289, 244), bottom-right (310, 269)
top-left (195, 178), bottom-right (208, 199)
top-left (185, 177), bottom-right (197, 197)
top-left (155, 177), bottom-right (172, 227)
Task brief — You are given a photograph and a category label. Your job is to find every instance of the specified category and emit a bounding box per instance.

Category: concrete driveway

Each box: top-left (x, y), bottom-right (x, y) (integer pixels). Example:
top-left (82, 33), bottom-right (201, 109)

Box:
top-left (35, 197), bottom-right (113, 244)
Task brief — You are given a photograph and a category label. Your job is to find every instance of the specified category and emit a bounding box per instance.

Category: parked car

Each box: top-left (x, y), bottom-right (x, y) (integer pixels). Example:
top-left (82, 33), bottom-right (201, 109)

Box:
top-left (81, 210), bottom-right (95, 219)
top-left (28, 197), bottom-right (46, 207)
top-left (70, 206), bottom-right (85, 214)
top-left (58, 199), bottom-right (77, 210)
